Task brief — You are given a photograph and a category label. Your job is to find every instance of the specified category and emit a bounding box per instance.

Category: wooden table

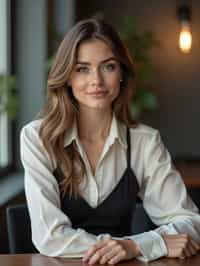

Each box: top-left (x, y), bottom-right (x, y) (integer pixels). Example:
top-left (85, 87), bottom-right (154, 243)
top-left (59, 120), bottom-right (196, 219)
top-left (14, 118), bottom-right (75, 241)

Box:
top-left (175, 162), bottom-right (200, 188)
top-left (1, 254), bottom-right (200, 266)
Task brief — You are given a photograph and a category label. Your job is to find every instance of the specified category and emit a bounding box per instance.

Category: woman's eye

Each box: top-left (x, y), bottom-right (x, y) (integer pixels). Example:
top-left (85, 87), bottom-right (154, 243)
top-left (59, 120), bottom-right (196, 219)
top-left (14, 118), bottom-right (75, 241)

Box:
top-left (76, 66), bottom-right (89, 73)
top-left (103, 63), bottom-right (116, 72)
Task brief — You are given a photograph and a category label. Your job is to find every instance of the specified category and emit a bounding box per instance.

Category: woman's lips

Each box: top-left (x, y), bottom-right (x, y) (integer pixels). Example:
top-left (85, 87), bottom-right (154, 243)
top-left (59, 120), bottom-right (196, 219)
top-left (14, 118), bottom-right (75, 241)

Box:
top-left (87, 91), bottom-right (108, 98)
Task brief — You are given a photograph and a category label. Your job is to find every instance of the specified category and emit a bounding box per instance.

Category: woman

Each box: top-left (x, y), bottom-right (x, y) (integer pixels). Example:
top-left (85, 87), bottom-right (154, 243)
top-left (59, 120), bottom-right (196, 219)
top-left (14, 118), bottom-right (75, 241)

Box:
top-left (20, 18), bottom-right (200, 264)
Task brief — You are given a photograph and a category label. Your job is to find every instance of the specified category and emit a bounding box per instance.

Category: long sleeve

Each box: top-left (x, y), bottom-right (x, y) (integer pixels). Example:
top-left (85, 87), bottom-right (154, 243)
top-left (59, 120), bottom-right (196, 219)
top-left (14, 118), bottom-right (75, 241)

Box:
top-left (127, 130), bottom-right (200, 261)
top-left (20, 123), bottom-right (109, 257)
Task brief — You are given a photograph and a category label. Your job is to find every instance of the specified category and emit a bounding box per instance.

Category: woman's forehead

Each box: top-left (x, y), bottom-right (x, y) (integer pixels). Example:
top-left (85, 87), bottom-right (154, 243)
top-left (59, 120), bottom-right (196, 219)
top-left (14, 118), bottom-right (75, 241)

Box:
top-left (76, 39), bottom-right (115, 62)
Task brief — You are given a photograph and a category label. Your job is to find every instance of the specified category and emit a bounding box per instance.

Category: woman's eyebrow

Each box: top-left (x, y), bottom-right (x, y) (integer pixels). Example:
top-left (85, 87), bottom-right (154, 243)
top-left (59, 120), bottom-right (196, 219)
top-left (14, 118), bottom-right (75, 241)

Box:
top-left (76, 57), bottom-right (117, 65)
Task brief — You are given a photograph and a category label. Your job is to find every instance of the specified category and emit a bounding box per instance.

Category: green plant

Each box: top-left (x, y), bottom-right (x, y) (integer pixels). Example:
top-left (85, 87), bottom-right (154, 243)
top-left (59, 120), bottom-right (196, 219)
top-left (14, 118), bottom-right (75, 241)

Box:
top-left (118, 16), bottom-right (159, 118)
top-left (0, 74), bottom-right (18, 119)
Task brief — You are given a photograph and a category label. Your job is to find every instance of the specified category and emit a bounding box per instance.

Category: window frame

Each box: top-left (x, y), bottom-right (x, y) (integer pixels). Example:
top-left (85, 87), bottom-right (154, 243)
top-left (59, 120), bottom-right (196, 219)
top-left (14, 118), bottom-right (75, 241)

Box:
top-left (0, 0), bottom-right (15, 177)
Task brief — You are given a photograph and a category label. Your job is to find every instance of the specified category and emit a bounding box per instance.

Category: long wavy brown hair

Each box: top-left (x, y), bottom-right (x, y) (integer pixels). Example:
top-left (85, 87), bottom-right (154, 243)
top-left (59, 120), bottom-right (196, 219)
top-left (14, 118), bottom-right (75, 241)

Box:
top-left (38, 18), bottom-right (137, 198)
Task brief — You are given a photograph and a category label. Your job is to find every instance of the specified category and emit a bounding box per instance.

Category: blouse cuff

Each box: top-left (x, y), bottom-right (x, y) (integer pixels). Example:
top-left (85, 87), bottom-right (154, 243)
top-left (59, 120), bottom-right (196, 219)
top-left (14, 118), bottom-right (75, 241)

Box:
top-left (127, 231), bottom-right (168, 261)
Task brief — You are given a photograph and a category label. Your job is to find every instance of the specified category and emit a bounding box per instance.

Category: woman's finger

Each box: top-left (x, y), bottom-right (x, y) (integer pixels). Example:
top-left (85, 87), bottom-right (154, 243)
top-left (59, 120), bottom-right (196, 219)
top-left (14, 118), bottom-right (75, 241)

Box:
top-left (108, 250), bottom-right (127, 265)
top-left (88, 240), bottom-right (120, 264)
top-left (100, 245), bottom-right (122, 264)
top-left (183, 247), bottom-right (192, 258)
top-left (187, 239), bottom-right (199, 256)
top-left (88, 252), bottom-right (102, 265)
top-left (83, 237), bottom-right (111, 261)
top-left (180, 238), bottom-right (191, 258)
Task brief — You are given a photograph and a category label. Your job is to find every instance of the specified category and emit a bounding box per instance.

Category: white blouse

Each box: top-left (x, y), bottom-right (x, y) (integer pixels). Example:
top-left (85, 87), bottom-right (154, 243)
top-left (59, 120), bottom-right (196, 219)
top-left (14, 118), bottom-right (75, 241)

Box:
top-left (20, 114), bottom-right (200, 262)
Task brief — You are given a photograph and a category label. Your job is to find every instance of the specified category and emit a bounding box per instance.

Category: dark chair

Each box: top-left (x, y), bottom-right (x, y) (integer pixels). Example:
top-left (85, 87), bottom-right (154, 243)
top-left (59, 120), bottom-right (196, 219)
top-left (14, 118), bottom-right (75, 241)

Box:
top-left (6, 204), bottom-right (37, 253)
top-left (6, 203), bottom-right (155, 254)
top-left (188, 188), bottom-right (200, 211)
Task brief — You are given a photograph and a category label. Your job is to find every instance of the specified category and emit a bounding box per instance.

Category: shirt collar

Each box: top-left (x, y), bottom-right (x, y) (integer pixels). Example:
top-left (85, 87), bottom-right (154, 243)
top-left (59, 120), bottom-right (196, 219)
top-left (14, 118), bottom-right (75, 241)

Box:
top-left (64, 119), bottom-right (78, 147)
top-left (64, 113), bottom-right (127, 149)
top-left (107, 114), bottom-right (127, 149)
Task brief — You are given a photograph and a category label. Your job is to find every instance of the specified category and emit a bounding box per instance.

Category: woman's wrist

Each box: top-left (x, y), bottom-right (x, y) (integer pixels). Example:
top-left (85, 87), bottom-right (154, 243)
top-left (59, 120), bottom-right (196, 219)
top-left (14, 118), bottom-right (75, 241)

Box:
top-left (123, 239), bottom-right (142, 257)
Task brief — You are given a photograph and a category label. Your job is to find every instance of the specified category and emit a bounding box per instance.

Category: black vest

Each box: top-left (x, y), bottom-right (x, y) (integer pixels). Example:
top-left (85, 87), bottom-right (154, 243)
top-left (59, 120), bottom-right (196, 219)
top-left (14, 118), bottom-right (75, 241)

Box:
top-left (54, 128), bottom-right (139, 237)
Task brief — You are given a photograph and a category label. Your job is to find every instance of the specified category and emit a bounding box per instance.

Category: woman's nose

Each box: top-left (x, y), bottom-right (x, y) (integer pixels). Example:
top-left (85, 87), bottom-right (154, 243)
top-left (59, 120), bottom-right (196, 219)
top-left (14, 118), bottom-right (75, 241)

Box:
top-left (89, 68), bottom-right (103, 85)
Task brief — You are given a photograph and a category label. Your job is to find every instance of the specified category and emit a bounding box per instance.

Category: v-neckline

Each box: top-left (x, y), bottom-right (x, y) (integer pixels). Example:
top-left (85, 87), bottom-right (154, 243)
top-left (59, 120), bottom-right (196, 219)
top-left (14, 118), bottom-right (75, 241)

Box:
top-left (70, 167), bottom-right (134, 210)
top-left (77, 134), bottom-right (115, 178)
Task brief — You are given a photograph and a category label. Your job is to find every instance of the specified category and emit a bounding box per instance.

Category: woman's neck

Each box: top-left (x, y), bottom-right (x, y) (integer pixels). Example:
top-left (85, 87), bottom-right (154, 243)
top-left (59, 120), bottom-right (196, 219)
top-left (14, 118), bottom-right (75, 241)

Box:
top-left (77, 108), bottom-right (113, 143)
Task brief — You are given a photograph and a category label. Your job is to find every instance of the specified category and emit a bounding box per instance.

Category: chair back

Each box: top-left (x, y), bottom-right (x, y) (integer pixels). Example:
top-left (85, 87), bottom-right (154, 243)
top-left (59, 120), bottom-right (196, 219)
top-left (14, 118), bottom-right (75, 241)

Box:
top-left (6, 204), bottom-right (37, 253)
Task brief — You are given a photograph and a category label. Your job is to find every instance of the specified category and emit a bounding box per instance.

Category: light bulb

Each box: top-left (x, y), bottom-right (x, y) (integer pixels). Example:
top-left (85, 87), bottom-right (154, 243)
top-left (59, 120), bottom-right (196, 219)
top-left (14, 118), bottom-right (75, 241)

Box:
top-left (179, 24), bottom-right (192, 53)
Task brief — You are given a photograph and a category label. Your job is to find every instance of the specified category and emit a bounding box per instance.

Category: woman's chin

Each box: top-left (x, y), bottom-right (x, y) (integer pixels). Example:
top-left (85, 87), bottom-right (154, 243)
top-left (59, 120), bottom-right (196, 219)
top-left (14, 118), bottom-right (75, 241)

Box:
top-left (81, 101), bottom-right (111, 111)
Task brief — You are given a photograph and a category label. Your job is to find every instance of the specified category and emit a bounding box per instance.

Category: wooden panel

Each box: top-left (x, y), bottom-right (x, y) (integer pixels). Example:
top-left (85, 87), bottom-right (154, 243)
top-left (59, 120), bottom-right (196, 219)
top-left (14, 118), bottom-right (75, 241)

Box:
top-left (175, 162), bottom-right (200, 187)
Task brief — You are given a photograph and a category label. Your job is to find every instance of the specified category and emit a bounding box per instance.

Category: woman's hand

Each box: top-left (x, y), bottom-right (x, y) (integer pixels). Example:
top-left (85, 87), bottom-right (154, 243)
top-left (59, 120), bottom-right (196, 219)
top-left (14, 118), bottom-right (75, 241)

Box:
top-left (163, 234), bottom-right (200, 259)
top-left (83, 237), bottom-right (141, 265)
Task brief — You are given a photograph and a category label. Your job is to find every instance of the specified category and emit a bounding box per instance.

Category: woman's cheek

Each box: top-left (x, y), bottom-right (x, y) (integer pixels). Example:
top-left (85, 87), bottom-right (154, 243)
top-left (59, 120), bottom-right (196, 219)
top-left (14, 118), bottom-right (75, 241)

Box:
top-left (111, 83), bottom-right (120, 99)
top-left (71, 79), bottom-right (86, 93)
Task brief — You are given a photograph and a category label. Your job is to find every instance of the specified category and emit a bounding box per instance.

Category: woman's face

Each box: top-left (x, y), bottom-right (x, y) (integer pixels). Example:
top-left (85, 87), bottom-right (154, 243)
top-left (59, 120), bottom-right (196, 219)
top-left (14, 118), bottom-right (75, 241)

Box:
top-left (69, 39), bottom-right (122, 112)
